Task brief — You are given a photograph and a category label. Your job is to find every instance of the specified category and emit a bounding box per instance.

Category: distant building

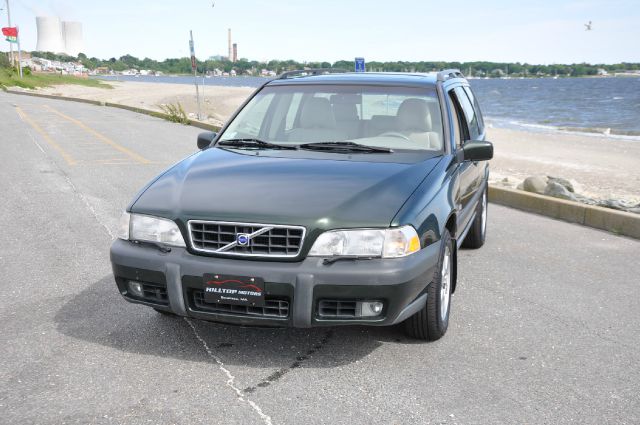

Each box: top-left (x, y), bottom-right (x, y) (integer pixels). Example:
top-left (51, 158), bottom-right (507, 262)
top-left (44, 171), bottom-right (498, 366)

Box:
top-left (228, 29), bottom-right (232, 62)
top-left (94, 66), bottom-right (110, 74)
top-left (61, 21), bottom-right (84, 56)
top-left (36, 16), bottom-right (84, 56)
top-left (232, 43), bottom-right (238, 63)
top-left (36, 17), bottom-right (64, 53)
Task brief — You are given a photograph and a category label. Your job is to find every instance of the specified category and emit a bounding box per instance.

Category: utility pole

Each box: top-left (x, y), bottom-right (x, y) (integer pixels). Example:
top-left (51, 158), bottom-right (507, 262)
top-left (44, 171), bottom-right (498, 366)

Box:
top-left (189, 30), bottom-right (203, 121)
top-left (16, 25), bottom-right (21, 77)
top-left (5, 0), bottom-right (14, 66)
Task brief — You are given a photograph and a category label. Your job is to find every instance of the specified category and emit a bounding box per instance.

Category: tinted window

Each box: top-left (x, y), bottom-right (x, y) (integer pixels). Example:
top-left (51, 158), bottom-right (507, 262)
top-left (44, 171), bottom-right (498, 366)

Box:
top-left (448, 89), bottom-right (468, 148)
top-left (463, 86), bottom-right (484, 134)
top-left (453, 86), bottom-right (480, 140)
top-left (447, 91), bottom-right (462, 149)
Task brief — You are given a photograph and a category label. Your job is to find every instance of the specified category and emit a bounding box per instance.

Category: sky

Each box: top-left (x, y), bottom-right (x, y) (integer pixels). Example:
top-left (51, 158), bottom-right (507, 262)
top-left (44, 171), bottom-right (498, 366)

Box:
top-left (2, 0), bottom-right (639, 64)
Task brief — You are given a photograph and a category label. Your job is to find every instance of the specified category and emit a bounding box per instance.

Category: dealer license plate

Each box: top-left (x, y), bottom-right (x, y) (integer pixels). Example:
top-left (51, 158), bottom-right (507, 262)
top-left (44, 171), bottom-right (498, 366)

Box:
top-left (202, 273), bottom-right (265, 307)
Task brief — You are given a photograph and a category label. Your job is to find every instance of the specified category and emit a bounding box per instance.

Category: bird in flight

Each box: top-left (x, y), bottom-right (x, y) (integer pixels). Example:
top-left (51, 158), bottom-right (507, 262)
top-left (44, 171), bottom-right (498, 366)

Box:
top-left (584, 21), bottom-right (593, 31)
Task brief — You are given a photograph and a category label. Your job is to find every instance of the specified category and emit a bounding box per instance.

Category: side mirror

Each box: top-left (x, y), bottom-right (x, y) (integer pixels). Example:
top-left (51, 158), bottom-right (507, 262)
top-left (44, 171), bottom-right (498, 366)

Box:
top-left (460, 140), bottom-right (493, 162)
top-left (197, 131), bottom-right (217, 150)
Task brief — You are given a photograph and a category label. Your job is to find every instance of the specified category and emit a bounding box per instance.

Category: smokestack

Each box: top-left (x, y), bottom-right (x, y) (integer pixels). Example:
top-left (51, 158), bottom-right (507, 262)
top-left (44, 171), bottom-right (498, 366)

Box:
top-left (228, 28), bottom-right (232, 61)
top-left (232, 43), bottom-right (237, 63)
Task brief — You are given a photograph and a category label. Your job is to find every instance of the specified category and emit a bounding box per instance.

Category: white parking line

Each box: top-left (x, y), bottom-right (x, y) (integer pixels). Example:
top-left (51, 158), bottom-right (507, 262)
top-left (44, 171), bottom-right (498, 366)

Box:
top-left (184, 318), bottom-right (274, 425)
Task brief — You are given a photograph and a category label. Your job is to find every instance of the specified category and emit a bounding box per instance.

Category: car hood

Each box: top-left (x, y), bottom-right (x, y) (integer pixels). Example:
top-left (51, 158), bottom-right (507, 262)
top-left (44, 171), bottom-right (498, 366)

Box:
top-left (131, 148), bottom-right (442, 231)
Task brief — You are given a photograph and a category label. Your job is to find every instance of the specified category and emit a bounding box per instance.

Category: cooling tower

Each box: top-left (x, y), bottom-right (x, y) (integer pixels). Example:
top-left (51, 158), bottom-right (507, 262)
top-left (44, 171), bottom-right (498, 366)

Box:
top-left (36, 16), bottom-right (65, 53)
top-left (61, 21), bottom-right (84, 56)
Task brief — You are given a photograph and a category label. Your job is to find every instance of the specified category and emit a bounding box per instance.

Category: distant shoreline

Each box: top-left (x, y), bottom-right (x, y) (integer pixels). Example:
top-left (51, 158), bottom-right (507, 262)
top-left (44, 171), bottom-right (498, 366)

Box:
top-left (93, 74), bottom-right (640, 82)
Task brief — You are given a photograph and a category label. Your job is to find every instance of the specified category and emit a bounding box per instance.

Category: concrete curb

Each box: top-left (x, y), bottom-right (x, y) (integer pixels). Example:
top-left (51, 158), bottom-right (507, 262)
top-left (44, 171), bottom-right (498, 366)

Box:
top-left (489, 185), bottom-right (640, 239)
top-left (4, 88), bottom-right (221, 132)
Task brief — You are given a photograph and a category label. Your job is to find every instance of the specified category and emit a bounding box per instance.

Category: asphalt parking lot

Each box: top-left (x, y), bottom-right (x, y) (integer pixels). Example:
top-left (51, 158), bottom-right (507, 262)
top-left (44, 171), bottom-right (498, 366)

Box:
top-left (1, 91), bottom-right (639, 425)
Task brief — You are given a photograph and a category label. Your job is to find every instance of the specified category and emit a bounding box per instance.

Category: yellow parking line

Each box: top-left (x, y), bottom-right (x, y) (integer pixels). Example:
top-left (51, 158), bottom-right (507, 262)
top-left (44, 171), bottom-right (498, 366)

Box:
top-left (43, 105), bottom-right (151, 164)
top-left (15, 106), bottom-right (77, 166)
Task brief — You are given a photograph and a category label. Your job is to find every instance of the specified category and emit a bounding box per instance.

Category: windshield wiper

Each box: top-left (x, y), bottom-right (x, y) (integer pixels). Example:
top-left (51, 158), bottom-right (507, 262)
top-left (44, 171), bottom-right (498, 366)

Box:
top-left (217, 138), bottom-right (297, 150)
top-left (299, 141), bottom-right (392, 153)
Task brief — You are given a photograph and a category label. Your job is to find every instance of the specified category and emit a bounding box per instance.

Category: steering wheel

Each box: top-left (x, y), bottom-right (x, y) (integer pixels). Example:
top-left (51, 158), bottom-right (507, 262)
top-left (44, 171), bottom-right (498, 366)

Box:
top-left (379, 131), bottom-right (410, 141)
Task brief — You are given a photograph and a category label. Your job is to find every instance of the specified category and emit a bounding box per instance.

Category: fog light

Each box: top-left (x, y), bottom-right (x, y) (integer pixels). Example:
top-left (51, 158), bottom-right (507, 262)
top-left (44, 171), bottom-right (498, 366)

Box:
top-left (359, 301), bottom-right (384, 317)
top-left (128, 281), bottom-right (144, 297)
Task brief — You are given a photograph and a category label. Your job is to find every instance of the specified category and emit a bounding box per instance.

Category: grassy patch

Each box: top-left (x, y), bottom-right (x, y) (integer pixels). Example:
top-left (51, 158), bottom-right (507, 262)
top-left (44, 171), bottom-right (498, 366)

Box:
top-left (158, 102), bottom-right (189, 124)
top-left (0, 68), bottom-right (112, 90)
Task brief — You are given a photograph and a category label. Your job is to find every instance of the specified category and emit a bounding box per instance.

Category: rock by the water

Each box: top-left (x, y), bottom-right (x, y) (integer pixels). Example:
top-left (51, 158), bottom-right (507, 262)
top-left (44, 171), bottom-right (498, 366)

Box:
top-left (544, 181), bottom-right (577, 201)
top-left (522, 176), bottom-right (547, 194)
top-left (547, 176), bottom-right (574, 193)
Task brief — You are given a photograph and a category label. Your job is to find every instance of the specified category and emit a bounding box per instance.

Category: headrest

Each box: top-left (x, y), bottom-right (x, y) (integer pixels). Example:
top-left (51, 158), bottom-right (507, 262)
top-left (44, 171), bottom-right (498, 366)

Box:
top-left (332, 102), bottom-right (358, 121)
top-left (397, 98), bottom-right (432, 132)
top-left (299, 97), bottom-right (336, 129)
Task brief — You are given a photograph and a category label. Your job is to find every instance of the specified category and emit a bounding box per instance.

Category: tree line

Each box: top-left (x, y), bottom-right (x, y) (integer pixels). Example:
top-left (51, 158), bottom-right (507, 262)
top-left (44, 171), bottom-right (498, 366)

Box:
top-left (28, 51), bottom-right (640, 77)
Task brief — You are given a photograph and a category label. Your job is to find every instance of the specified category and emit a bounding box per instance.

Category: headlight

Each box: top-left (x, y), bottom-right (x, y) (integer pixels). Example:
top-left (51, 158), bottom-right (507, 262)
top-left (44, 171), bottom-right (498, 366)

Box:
top-left (117, 212), bottom-right (186, 247)
top-left (116, 212), bottom-right (130, 240)
top-left (309, 225), bottom-right (420, 258)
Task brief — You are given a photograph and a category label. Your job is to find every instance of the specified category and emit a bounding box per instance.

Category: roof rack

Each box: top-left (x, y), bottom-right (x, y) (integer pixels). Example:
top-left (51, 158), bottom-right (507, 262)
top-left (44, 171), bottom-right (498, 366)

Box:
top-left (277, 68), bottom-right (348, 80)
top-left (437, 69), bottom-right (465, 81)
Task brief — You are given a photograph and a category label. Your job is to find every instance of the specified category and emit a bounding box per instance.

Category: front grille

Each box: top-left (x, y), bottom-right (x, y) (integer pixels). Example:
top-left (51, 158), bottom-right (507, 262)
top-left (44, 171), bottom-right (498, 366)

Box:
top-left (188, 221), bottom-right (305, 257)
top-left (191, 290), bottom-right (289, 318)
top-left (318, 300), bottom-right (357, 318)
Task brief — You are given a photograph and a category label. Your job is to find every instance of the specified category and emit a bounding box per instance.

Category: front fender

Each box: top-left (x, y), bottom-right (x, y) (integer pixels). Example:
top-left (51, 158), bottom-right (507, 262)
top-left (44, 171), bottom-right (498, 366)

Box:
top-left (391, 154), bottom-right (458, 247)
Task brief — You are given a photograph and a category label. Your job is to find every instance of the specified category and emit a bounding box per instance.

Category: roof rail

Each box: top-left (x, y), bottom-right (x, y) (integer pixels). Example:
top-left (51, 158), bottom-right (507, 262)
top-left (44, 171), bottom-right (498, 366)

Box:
top-left (437, 69), bottom-right (465, 81)
top-left (277, 68), bottom-right (348, 80)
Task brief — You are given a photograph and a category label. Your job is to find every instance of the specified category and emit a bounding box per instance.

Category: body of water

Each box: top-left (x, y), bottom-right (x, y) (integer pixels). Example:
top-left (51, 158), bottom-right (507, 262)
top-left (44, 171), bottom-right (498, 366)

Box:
top-left (97, 75), bottom-right (640, 139)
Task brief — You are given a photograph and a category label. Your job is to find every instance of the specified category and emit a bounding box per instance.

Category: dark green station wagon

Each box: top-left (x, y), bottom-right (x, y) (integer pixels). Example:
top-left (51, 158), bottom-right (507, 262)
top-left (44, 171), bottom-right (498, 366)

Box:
top-left (110, 69), bottom-right (493, 341)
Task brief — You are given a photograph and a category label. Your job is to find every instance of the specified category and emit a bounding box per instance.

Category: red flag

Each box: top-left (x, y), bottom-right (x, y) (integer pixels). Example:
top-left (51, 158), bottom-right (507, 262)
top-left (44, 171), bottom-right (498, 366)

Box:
top-left (2, 27), bottom-right (18, 37)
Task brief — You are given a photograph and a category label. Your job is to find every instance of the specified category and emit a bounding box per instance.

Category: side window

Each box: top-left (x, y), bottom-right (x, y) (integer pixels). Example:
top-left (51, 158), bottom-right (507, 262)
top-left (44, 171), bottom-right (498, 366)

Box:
top-left (463, 86), bottom-right (484, 135)
top-left (447, 89), bottom-right (468, 149)
top-left (453, 87), bottom-right (480, 140)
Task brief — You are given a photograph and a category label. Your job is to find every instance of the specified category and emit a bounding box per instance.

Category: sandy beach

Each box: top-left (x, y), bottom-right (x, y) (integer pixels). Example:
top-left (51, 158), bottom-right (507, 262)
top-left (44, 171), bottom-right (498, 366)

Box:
top-left (37, 80), bottom-right (255, 128)
top-left (32, 81), bottom-right (640, 204)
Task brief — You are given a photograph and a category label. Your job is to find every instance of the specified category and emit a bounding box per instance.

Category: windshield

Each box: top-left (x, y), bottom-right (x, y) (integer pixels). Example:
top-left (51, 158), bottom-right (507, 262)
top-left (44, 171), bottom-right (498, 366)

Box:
top-left (219, 84), bottom-right (444, 152)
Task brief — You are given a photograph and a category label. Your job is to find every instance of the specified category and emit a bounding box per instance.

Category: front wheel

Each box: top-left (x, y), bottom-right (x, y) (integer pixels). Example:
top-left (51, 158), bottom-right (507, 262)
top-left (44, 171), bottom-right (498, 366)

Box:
top-left (461, 184), bottom-right (488, 249)
top-left (405, 229), bottom-right (454, 341)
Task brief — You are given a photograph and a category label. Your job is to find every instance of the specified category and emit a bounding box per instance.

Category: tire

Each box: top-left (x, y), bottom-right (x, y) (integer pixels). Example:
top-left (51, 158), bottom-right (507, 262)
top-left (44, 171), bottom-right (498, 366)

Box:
top-left (461, 184), bottom-right (488, 249)
top-left (405, 229), bottom-right (454, 341)
top-left (153, 308), bottom-right (175, 316)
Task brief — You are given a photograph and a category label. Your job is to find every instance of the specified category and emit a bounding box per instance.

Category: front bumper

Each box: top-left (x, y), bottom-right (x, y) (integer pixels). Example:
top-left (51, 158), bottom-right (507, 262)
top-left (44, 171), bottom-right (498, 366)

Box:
top-left (110, 239), bottom-right (440, 328)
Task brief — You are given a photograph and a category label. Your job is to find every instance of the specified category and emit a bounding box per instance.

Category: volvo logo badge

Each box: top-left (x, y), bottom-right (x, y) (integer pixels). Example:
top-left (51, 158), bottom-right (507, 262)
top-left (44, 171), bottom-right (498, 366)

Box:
top-left (236, 233), bottom-right (250, 246)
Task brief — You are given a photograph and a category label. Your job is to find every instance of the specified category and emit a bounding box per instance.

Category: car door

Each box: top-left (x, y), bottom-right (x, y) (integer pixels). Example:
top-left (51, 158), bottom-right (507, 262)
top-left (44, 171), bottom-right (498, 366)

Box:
top-left (446, 86), bottom-right (476, 234)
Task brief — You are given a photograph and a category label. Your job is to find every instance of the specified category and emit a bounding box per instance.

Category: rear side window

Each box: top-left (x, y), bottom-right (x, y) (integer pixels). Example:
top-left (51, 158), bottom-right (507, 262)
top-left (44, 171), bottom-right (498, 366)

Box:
top-left (453, 87), bottom-right (480, 140)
